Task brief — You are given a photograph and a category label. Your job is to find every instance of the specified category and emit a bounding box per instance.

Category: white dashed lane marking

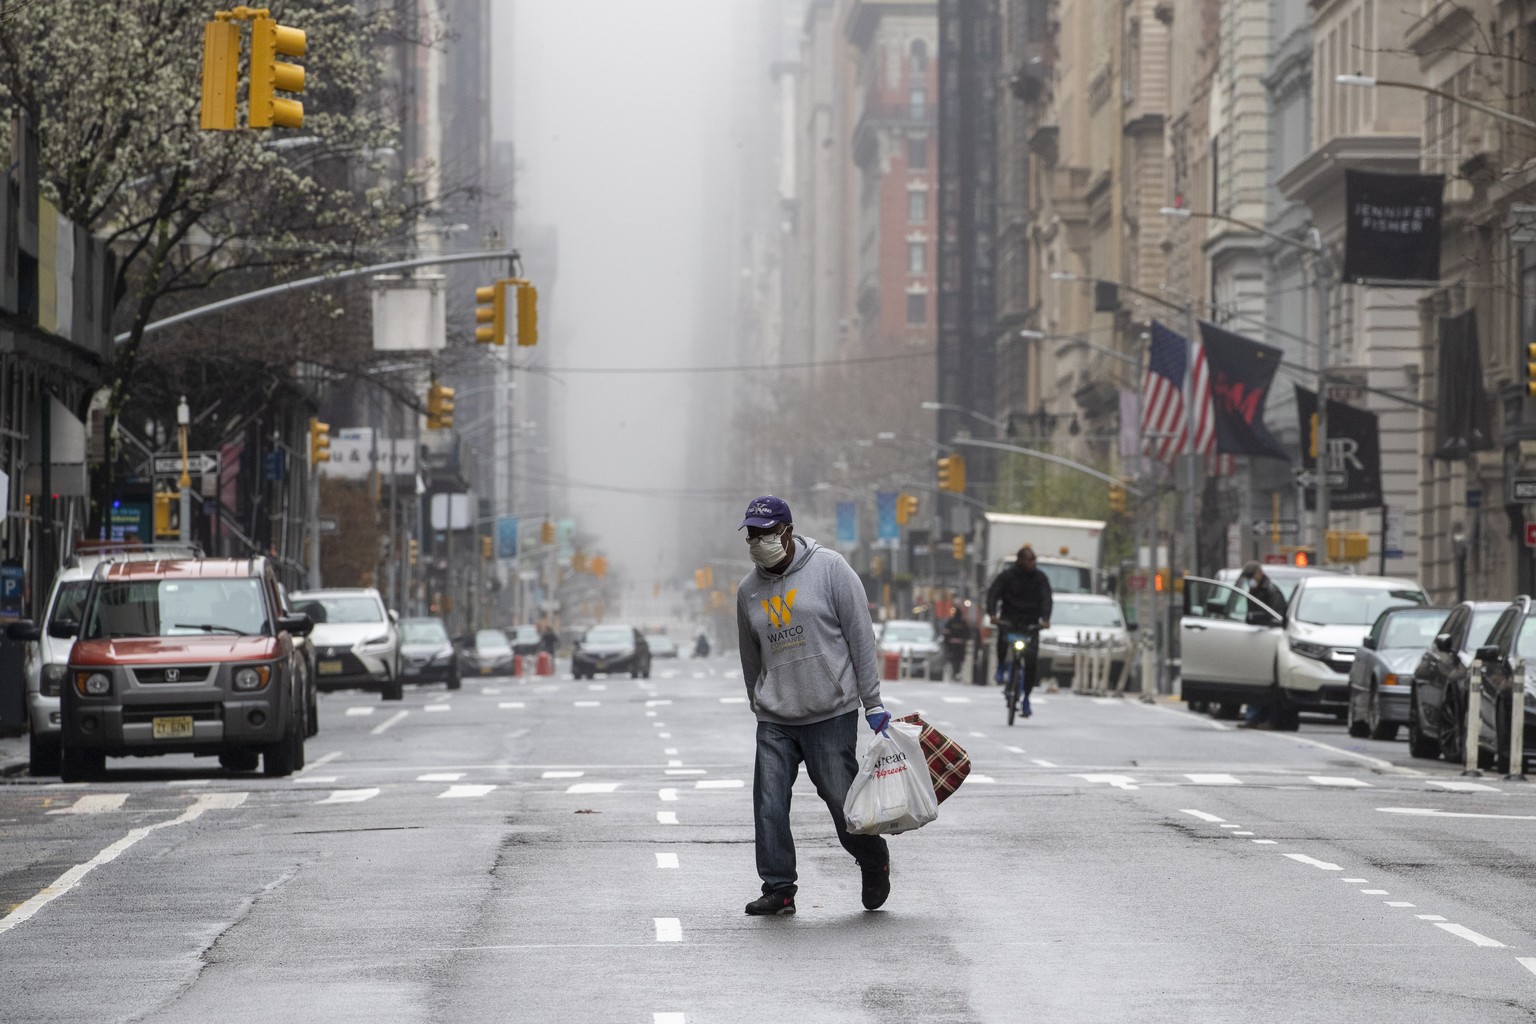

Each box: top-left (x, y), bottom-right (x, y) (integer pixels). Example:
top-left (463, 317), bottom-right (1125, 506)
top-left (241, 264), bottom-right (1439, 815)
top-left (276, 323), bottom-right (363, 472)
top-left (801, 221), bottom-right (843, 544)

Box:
top-left (371, 711), bottom-right (408, 735)
top-left (655, 853), bottom-right (679, 869)
top-left (574, 701), bottom-right (601, 708)
top-left (665, 769), bottom-right (706, 776)
top-left (345, 706), bottom-right (375, 717)
top-left (498, 702), bottom-right (525, 709)
top-left (1310, 775), bottom-right (1370, 787)
top-left (658, 788), bottom-right (678, 801)
top-left (1426, 780), bottom-right (1501, 793)
top-left (654, 918), bottom-right (682, 942)
top-left (1186, 773), bottom-right (1241, 785)
top-left (418, 773), bottom-right (464, 782)
top-left (424, 704), bottom-right (450, 713)
top-left (657, 812), bottom-right (678, 825)
top-left (1284, 853), bottom-right (1342, 871)
top-left (542, 770), bottom-right (584, 779)
top-left (1435, 923), bottom-right (1505, 947)
top-left (316, 789), bottom-right (380, 804)
top-left (1181, 809), bottom-right (1225, 823)
top-left (567, 783), bottom-right (620, 794)
top-left (440, 785), bottom-right (496, 799)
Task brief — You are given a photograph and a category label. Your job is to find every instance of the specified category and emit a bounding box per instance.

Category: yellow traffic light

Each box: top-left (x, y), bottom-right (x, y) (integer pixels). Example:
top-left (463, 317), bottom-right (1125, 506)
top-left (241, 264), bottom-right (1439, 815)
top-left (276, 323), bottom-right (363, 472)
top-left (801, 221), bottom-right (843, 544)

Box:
top-left (249, 15), bottom-right (306, 129)
top-left (1108, 483), bottom-right (1126, 514)
top-left (515, 280), bottom-right (539, 347)
top-left (427, 382), bottom-right (456, 430)
top-left (199, 16), bottom-right (240, 131)
top-left (541, 520), bottom-right (556, 545)
top-left (1308, 412), bottom-right (1320, 459)
top-left (475, 281), bottom-right (508, 345)
top-left (951, 534), bottom-right (965, 560)
top-left (896, 493), bottom-right (917, 526)
top-left (591, 555), bottom-right (608, 578)
top-left (154, 492), bottom-right (177, 539)
top-left (481, 535), bottom-right (493, 560)
top-left (572, 552), bottom-right (588, 573)
top-left (695, 568), bottom-right (709, 590)
top-left (308, 417), bottom-right (330, 464)
top-left (937, 455), bottom-right (967, 493)
top-left (1526, 343), bottom-right (1536, 397)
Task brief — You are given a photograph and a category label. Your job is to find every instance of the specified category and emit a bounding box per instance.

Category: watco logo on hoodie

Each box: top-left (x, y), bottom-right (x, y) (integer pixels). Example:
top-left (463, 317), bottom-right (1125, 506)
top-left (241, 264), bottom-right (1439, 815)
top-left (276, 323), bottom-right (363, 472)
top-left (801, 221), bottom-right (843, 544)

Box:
top-left (761, 590), bottom-right (806, 647)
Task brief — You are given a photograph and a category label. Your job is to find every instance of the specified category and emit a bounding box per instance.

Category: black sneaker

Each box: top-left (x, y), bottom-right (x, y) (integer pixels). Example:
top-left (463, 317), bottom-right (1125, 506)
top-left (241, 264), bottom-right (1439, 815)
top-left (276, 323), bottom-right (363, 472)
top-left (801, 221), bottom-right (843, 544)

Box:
top-left (861, 860), bottom-right (891, 910)
top-left (745, 887), bottom-right (796, 916)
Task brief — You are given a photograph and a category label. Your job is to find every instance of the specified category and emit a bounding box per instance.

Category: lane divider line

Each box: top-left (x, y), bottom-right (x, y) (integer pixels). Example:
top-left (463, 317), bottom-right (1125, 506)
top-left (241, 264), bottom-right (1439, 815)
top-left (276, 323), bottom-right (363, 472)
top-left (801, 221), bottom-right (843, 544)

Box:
top-left (654, 918), bottom-right (682, 942)
top-left (1435, 923), bottom-right (1506, 947)
top-left (655, 853), bottom-right (679, 869)
top-left (567, 782), bottom-right (620, 794)
top-left (658, 788), bottom-right (678, 801)
top-left (1283, 853), bottom-right (1342, 871)
top-left (1180, 809), bottom-right (1225, 823)
top-left (371, 711), bottom-right (409, 736)
top-left (657, 812), bottom-right (678, 825)
top-left (0, 792), bottom-right (247, 935)
top-left (1517, 958), bottom-right (1536, 977)
top-left (317, 788), bottom-right (380, 804)
top-left (418, 773), bottom-right (465, 782)
top-left (345, 707), bottom-right (375, 717)
top-left (440, 785), bottom-right (496, 799)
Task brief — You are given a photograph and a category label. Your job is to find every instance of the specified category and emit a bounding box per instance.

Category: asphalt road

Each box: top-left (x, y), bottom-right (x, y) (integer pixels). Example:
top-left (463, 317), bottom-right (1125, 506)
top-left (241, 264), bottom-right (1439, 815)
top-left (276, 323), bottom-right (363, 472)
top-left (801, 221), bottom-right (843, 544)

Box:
top-left (4, 658), bottom-right (1536, 1022)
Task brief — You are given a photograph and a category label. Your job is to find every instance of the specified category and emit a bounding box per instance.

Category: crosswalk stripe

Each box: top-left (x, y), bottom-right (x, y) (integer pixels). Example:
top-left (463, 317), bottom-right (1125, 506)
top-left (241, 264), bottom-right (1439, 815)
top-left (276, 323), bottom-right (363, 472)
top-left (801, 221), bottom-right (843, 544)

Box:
top-left (345, 707), bottom-right (375, 717)
top-left (1427, 780), bottom-right (1500, 792)
top-left (567, 782), bottom-right (620, 794)
top-left (47, 794), bottom-right (128, 815)
top-left (439, 785), bottom-right (496, 799)
top-left (542, 770), bottom-right (584, 779)
top-left (1185, 773), bottom-right (1242, 785)
top-left (1309, 776), bottom-right (1371, 787)
top-left (317, 788), bottom-right (380, 804)
top-left (418, 773), bottom-right (465, 782)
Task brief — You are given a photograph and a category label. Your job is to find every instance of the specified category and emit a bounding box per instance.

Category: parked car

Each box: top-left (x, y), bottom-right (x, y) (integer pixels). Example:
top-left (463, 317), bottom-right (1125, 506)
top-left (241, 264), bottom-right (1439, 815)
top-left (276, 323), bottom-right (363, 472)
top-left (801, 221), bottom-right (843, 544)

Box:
top-left (11, 546), bottom-right (199, 776)
top-left (288, 587), bottom-right (402, 700)
top-left (573, 624), bottom-right (651, 679)
top-left (5, 556), bottom-right (314, 781)
top-left (508, 624), bottom-right (542, 657)
top-left (648, 634), bottom-right (679, 659)
top-left (1181, 574), bottom-right (1428, 729)
top-left (461, 628), bottom-right (516, 676)
top-left (1345, 605), bottom-right (1449, 740)
top-left (1039, 595), bottom-right (1132, 686)
top-left (1460, 596), bottom-right (1536, 774)
top-left (399, 617), bottom-right (460, 690)
top-left (876, 619), bottom-right (943, 678)
top-left (1406, 600), bottom-right (1505, 761)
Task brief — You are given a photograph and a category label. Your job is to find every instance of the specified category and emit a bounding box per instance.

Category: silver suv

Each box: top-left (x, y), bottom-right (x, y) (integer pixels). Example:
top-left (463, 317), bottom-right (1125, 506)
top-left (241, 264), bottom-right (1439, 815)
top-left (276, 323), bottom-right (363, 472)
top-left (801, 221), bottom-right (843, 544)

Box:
top-left (287, 588), bottom-right (402, 700)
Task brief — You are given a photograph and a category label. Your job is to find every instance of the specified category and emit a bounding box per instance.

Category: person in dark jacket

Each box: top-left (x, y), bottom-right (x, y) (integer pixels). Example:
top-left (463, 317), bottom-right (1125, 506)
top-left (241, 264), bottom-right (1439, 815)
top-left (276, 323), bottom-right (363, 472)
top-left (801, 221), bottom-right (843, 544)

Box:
top-left (984, 546), bottom-right (1054, 709)
top-left (1236, 561), bottom-right (1286, 729)
top-left (941, 607), bottom-right (972, 679)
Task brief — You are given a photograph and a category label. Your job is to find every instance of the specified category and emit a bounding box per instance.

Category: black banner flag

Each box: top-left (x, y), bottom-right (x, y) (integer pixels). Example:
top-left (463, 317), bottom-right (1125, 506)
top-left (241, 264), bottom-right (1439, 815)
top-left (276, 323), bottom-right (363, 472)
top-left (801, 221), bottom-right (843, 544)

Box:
top-left (1295, 385), bottom-right (1383, 511)
top-left (1198, 322), bottom-right (1290, 461)
top-left (1433, 309), bottom-right (1493, 461)
top-left (1342, 170), bottom-right (1444, 283)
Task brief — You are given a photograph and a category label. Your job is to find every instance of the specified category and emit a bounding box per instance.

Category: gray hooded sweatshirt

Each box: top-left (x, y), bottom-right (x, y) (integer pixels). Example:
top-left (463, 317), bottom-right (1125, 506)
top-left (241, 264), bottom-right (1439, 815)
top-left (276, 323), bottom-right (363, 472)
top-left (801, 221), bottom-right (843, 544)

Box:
top-left (736, 535), bottom-right (882, 725)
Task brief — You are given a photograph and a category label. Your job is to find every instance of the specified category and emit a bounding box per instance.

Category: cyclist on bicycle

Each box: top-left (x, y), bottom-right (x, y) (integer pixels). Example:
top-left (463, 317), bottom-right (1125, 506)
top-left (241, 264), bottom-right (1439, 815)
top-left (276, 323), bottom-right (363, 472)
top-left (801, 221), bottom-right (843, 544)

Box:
top-left (984, 545), bottom-right (1053, 711)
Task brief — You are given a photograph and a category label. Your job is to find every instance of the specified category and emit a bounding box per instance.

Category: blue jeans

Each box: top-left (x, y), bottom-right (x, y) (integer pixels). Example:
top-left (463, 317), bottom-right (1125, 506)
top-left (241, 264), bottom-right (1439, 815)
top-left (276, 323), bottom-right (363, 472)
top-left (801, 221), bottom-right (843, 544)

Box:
top-left (753, 710), bottom-right (890, 894)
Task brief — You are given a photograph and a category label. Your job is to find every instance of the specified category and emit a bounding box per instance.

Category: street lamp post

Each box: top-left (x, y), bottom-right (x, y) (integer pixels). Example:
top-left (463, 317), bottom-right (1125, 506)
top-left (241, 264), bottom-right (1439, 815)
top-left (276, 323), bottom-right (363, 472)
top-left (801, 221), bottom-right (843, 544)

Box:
top-left (176, 396), bottom-right (192, 545)
top-left (1336, 75), bottom-right (1536, 132)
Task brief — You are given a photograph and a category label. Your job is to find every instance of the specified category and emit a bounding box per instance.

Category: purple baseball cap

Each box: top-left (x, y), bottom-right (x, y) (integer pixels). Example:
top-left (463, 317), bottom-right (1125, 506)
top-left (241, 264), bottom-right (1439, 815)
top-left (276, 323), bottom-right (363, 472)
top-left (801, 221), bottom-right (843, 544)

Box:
top-left (739, 495), bottom-right (792, 530)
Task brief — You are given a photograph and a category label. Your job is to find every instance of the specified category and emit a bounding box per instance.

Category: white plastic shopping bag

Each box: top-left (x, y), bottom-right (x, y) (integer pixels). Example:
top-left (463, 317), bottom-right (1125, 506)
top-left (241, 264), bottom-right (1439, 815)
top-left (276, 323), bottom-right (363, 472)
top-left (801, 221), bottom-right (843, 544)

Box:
top-left (843, 721), bottom-right (939, 835)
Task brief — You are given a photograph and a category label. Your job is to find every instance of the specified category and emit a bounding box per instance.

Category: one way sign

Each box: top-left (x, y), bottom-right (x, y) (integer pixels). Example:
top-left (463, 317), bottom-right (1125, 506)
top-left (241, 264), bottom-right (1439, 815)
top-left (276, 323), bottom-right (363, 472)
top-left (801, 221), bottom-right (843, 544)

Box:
top-left (152, 452), bottom-right (219, 476)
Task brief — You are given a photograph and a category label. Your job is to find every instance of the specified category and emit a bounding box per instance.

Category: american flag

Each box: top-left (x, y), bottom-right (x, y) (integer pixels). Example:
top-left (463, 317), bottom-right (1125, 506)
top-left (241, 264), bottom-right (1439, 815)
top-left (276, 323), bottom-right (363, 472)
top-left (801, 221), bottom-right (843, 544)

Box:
top-left (1141, 321), bottom-right (1233, 475)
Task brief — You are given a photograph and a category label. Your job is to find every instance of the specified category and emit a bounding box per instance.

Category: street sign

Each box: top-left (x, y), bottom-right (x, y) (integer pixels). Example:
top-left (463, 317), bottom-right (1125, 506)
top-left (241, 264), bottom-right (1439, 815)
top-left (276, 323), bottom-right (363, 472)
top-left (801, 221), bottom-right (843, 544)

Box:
top-left (1292, 468), bottom-right (1317, 489)
top-left (318, 518), bottom-right (339, 535)
top-left (152, 451), bottom-right (219, 476)
top-left (1126, 573), bottom-right (1147, 592)
top-left (1526, 523), bottom-right (1536, 548)
top-left (1263, 553), bottom-right (1288, 564)
top-left (1513, 480), bottom-right (1536, 502)
top-left (1250, 519), bottom-right (1300, 536)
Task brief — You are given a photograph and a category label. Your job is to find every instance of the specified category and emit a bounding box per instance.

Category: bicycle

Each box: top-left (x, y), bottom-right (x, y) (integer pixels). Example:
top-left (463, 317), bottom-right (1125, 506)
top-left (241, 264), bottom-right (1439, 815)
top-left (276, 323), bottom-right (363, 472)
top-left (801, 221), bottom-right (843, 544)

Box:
top-left (1000, 624), bottom-right (1041, 726)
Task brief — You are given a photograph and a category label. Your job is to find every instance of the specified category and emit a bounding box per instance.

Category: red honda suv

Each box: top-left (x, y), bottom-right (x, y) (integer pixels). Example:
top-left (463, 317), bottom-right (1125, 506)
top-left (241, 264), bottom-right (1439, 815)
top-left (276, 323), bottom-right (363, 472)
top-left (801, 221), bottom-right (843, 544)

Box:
top-left (38, 556), bottom-right (314, 781)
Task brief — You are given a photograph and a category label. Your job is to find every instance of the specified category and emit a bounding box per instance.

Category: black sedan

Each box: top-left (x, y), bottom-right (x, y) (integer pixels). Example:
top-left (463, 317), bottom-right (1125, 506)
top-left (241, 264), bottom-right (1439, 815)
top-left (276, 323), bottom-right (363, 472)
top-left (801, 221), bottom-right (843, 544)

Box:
top-left (398, 617), bottom-right (461, 690)
top-left (1346, 605), bottom-right (1447, 740)
top-left (1406, 600), bottom-right (1505, 761)
top-left (1466, 596), bottom-right (1536, 774)
top-left (573, 624), bottom-right (651, 679)
top-left (461, 628), bottom-right (516, 677)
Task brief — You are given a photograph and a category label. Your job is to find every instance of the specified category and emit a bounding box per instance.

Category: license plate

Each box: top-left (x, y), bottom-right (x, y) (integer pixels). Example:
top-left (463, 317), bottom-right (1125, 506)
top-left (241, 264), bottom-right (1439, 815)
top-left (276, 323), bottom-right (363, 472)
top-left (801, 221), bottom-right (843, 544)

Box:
top-left (152, 716), bottom-right (195, 739)
top-left (480, 665), bottom-right (491, 675)
top-left (318, 660), bottom-right (343, 675)
top-left (402, 666), bottom-right (420, 676)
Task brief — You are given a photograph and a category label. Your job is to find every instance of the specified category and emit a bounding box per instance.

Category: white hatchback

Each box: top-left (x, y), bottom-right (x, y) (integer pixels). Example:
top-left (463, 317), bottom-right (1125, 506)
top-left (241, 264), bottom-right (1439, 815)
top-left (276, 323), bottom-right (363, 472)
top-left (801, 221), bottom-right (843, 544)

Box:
top-left (1180, 574), bottom-right (1427, 728)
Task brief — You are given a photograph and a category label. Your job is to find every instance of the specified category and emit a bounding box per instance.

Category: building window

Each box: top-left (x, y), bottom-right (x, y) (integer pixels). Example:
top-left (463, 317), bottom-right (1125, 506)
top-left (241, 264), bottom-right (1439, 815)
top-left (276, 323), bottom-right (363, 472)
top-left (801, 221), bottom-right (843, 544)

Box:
top-left (907, 137), bottom-right (927, 169)
top-left (908, 241), bottom-right (927, 274)
top-left (909, 87), bottom-right (927, 119)
top-left (908, 189), bottom-right (926, 223)
top-left (910, 40), bottom-right (927, 74)
top-left (906, 292), bottom-right (927, 324)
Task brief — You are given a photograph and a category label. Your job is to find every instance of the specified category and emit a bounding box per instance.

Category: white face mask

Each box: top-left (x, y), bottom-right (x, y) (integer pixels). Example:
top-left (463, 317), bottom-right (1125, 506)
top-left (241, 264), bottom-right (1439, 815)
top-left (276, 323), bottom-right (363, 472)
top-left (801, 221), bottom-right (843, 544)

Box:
top-left (748, 528), bottom-right (788, 567)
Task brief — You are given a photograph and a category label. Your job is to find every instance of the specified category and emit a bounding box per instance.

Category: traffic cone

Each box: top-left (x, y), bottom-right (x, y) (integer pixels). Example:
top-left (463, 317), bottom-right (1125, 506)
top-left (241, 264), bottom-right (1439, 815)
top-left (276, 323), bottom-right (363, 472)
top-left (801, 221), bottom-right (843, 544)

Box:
top-left (536, 651), bottom-right (554, 676)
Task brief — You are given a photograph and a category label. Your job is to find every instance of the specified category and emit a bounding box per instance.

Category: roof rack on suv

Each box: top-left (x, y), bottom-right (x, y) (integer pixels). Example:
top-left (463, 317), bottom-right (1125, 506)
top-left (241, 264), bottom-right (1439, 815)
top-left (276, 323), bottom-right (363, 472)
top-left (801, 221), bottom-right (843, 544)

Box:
top-left (63, 542), bottom-right (203, 570)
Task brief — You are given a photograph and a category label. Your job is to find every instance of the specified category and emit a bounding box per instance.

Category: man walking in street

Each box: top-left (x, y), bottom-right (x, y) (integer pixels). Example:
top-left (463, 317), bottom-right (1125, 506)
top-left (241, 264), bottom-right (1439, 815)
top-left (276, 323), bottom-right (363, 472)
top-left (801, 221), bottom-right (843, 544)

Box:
top-left (1237, 561), bottom-right (1288, 730)
top-left (984, 545), bottom-right (1053, 715)
top-left (735, 495), bottom-right (893, 916)
top-left (942, 606), bottom-right (972, 681)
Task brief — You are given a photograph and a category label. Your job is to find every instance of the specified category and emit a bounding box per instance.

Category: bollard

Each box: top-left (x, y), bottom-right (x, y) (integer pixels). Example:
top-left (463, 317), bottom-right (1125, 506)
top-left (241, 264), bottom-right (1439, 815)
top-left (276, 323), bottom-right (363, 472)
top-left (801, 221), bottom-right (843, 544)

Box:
top-left (1139, 635), bottom-right (1157, 704)
top-left (535, 650), bottom-right (554, 676)
top-left (882, 650), bottom-right (901, 681)
top-left (1092, 634), bottom-right (1107, 695)
top-left (512, 654), bottom-right (524, 677)
top-left (1508, 659), bottom-right (1527, 782)
top-left (1464, 671), bottom-right (1483, 777)
top-left (1071, 646), bottom-right (1084, 693)
top-left (1112, 639), bottom-right (1128, 697)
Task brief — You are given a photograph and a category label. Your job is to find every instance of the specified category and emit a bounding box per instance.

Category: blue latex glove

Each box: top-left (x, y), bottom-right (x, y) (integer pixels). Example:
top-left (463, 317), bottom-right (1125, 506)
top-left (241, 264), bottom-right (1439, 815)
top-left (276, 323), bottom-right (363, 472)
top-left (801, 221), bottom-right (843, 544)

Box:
top-left (865, 706), bottom-right (891, 735)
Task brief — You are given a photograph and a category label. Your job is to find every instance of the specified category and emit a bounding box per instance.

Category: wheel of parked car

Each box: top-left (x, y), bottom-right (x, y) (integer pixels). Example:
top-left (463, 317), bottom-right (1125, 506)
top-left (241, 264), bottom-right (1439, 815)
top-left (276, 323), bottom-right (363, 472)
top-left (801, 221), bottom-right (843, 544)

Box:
top-left (1346, 694), bottom-right (1371, 739)
top-left (1439, 697), bottom-right (1465, 766)
top-left (1407, 694), bottom-right (1441, 760)
top-left (28, 728), bottom-right (60, 777)
top-left (59, 743), bottom-right (104, 783)
top-left (382, 676), bottom-right (404, 701)
top-left (263, 706), bottom-right (304, 777)
top-left (1367, 691), bottom-right (1398, 741)
top-left (219, 751), bottom-right (259, 773)
top-left (306, 686), bottom-right (319, 739)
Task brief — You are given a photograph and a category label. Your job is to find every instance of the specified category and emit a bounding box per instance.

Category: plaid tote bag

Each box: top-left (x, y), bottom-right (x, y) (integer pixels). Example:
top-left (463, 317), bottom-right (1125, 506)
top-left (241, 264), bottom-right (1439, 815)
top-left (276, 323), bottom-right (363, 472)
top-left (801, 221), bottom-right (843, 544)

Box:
top-left (895, 712), bottom-right (971, 803)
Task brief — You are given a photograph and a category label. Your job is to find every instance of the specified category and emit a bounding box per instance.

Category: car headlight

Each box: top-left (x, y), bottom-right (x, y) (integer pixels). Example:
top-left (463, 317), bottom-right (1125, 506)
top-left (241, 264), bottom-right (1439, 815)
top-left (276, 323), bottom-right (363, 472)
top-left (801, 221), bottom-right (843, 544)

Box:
top-left (74, 671), bottom-right (112, 696)
top-left (432, 650), bottom-right (454, 665)
top-left (359, 634), bottom-right (392, 651)
top-left (233, 666), bottom-right (272, 691)
top-left (41, 663), bottom-right (68, 697)
top-left (1289, 638), bottom-right (1331, 661)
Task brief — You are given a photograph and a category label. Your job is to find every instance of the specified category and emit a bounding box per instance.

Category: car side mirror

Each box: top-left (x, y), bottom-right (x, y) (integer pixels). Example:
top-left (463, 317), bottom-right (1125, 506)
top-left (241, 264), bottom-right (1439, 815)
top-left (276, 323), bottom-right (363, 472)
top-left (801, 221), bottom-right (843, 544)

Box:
top-left (388, 609), bottom-right (399, 624)
top-left (46, 620), bottom-right (79, 639)
top-left (5, 619), bottom-right (40, 642)
top-left (1362, 636), bottom-right (1377, 650)
top-left (1475, 644), bottom-right (1502, 664)
top-left (1434, 633), bottom-right (1454, 653)
top-left (277, 614), bottom-right (314, 637)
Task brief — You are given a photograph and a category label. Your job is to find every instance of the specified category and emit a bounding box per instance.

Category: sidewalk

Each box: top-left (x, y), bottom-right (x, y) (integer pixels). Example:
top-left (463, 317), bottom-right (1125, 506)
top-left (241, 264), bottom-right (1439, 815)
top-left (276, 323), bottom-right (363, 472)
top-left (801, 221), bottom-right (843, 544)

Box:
top-left (0, 731), bottom-right (28, 776)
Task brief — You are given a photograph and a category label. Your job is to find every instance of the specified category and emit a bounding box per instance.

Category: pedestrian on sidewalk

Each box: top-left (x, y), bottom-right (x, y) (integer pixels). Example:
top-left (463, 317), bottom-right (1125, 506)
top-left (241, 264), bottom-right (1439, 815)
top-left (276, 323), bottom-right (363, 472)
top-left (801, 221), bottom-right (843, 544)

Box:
top-left (735, 495), bottom-right (893, 916)
top-left (941, 606), bottom-right (972, 681)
